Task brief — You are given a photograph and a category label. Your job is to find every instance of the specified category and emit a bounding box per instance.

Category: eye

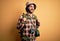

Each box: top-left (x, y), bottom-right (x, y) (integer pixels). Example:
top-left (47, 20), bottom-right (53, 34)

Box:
top-left (30, 5), bottom-right (34, 8)
top-left (30, 6), bottom-right (33, 7)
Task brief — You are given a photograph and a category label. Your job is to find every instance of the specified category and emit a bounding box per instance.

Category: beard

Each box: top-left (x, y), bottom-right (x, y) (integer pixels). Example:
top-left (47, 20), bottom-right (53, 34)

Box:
top-left (28, 9), bottom-right (34, 14)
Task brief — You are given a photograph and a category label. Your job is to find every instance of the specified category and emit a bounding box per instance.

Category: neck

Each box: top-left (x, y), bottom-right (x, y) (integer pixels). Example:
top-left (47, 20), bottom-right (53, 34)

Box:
top-left (27, 12), bottom-right (33, 17)
top-left (27, 12), bottom-right (33, 15)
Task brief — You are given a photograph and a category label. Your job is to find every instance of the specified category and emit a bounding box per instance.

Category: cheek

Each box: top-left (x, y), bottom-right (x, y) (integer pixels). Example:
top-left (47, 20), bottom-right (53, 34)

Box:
top-left (29, 7), bottom-right (34, 10)
top-left (29, 7), bottom-right (31, 10)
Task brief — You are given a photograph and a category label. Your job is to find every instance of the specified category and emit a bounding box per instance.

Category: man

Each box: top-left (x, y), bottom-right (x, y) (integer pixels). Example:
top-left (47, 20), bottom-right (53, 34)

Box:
top-left (17, 2), bottom-right (40, 41)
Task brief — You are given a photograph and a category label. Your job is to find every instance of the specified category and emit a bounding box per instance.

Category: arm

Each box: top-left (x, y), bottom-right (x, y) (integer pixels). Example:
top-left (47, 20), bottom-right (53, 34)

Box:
top-left (33, 15), bottom-right (40, 28)
top-left (17, 15), bottom-right (24, 30)
top-left (36, 19), bottom-right (40, 26)
top-left (36, 18), bottom-right (40, 28)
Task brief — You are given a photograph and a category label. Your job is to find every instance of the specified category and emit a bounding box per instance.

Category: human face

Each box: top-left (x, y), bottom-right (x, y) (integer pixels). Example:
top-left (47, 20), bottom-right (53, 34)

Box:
top-left (28, 4), bottom-right (34, 13)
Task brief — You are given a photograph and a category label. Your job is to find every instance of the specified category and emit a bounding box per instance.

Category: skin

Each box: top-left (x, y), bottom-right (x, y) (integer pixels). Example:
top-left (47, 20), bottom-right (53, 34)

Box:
top-left (29, 4), bottom-right (35, 13)
top-left (23, 4), bottom-right (35, 22)
top-left (27, 4), bottom-right (35, 17)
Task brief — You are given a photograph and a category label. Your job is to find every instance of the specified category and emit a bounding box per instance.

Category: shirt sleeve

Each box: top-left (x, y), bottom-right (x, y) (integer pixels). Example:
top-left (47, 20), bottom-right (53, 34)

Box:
top-left (36, 19), bottom-right (40, 27)
top-left (33, 14), bottom-right (40, 28)
top-left (17, 15), bottom-right (25, 30)
top-left (36, 16), bottom-right (40, 28)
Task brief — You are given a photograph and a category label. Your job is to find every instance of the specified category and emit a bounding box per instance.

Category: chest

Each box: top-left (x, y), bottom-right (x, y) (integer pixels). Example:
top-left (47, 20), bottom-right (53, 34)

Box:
top-left (25, 15), bottom-right (36, 25)
top-left (23, 15), bottom-right (37, 30)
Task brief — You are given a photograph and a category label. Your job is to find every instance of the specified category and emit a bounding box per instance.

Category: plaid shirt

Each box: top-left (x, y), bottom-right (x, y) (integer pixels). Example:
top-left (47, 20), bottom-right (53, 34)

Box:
top-left (17, 13), bottom-right (40, 41)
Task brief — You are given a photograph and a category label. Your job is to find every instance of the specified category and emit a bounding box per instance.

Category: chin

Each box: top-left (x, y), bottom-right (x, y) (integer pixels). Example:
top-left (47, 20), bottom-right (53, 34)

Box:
top-left (30, 12), bottom-right (33, 13)
top-left (31, 11), bottom-right (34, 13)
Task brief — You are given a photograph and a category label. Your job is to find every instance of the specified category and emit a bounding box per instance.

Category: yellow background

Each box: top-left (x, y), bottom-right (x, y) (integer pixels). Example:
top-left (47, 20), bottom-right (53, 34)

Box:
top-left (0, 0), bottom-right (60, 41)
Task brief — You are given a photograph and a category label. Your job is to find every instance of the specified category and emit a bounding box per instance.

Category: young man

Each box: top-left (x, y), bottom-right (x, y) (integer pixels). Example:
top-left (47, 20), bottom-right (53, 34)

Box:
top-left (17, 2), bottom-right (40, 41)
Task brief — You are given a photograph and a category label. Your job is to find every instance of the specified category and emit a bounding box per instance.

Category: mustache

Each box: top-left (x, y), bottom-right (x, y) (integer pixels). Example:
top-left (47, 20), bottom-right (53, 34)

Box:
top-left (31, 9), bottom-right (34, 10)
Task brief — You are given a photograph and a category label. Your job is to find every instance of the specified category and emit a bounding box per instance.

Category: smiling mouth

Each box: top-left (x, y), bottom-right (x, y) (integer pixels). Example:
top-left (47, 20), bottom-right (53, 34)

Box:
top-left (31, 9), bottom-right (34, 10)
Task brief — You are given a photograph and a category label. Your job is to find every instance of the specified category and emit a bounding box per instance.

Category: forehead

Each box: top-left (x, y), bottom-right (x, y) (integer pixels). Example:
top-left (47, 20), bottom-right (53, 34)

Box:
top-left (29, 4), bottom-right (34, 7)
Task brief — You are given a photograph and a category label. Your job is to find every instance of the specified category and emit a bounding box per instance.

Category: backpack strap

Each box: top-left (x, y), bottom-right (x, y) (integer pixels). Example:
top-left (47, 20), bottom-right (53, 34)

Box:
top-left (22, 13), bottom-right (27, 24)
top-left (22, 13), bottom-right (27, 18)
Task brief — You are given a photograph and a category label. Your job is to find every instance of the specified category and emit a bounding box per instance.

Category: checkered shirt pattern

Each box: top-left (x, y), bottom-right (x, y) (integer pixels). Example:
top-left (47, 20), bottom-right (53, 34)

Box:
top-left (17, 14), bottom-right (38, 41)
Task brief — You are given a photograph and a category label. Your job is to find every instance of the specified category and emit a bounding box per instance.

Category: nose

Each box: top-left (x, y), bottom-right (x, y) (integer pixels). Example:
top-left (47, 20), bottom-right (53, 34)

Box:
top-left (31, 7), bottom-right (34, 10)
top-left (30, 5), bottom-right (34, 9)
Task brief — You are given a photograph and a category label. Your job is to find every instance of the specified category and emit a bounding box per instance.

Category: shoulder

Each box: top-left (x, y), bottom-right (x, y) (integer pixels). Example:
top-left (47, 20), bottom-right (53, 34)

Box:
top-left (19, 13), bottom-right (26, 19)
top-left (33, 14), bottom-right (37, 19)
top-left (19, 13), bottom-right (27, 21)
top-left (19, 15), bottom-right (23, 19)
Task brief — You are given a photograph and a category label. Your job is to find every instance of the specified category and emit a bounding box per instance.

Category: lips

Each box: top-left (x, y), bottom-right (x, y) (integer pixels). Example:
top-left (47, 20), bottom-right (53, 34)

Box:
top-left (31, 9), bottom-right (34, 10)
